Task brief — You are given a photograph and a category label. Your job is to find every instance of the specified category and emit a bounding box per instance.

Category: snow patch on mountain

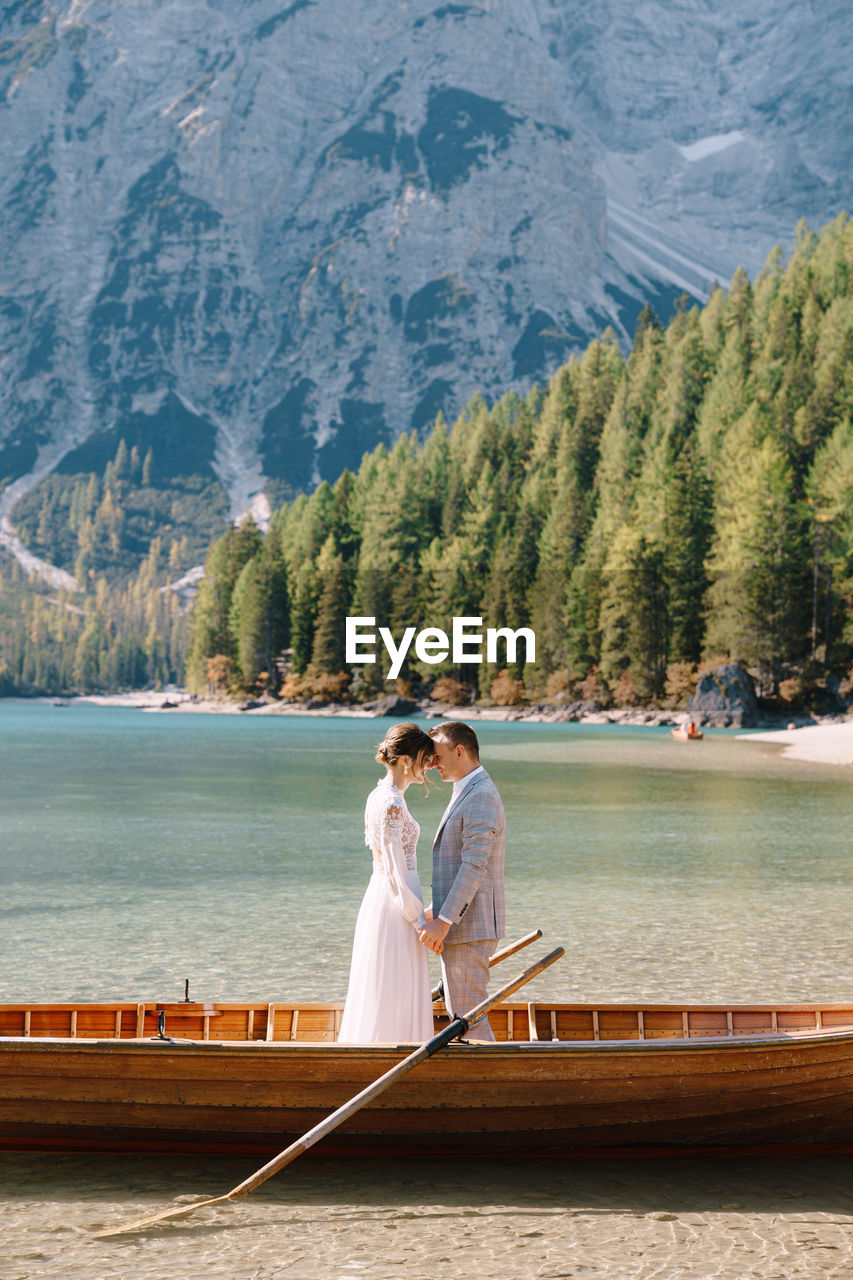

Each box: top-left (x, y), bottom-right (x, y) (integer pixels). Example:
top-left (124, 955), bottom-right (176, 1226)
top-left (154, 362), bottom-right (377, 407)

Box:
top-left (679, 132), bottom-right (748, 163)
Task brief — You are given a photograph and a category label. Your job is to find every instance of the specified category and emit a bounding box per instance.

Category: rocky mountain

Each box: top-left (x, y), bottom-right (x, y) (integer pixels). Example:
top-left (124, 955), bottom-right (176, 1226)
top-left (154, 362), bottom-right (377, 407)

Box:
top-left (0, 0), bottom-right (850, 587)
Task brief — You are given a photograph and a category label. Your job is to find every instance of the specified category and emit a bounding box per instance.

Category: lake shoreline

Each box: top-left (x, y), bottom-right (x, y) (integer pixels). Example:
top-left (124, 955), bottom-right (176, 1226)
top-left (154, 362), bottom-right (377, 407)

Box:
top-left (56, 688), bottom-right (683, 726)
top-left (26, 689), bottom-right (853, 763)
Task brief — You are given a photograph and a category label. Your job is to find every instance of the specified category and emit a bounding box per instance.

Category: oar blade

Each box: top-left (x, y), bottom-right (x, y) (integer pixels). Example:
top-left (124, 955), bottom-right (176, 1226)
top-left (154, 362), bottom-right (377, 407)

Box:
top-left (89, 1192), bottom-right (231, 1239)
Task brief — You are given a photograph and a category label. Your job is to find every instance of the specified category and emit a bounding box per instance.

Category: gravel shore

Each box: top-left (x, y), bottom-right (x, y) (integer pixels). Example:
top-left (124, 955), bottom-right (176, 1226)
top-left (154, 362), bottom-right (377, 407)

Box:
top-left (54, 692), bottom-right (853, 752)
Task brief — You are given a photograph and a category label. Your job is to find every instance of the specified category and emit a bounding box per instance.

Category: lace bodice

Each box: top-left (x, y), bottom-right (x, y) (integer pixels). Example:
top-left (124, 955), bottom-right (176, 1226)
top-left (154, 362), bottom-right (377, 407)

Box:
top-left (362, 776), bottom-right (425, 929)
top-left (365, 777), bottom-right (420, 871)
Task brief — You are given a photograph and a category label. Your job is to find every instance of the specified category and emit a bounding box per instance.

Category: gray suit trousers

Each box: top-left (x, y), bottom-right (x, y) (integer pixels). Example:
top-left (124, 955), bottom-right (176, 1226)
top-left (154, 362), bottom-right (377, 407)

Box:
top-left (441, 938), bottom-right (498, 1042)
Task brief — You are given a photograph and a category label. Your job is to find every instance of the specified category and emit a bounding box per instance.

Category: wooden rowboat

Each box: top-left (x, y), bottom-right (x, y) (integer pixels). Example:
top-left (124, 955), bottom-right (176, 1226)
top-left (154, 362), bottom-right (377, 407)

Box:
top-left (671, 724), bottom-right (703, 741)
top-left (2, 999), bottom-right (852, 1158)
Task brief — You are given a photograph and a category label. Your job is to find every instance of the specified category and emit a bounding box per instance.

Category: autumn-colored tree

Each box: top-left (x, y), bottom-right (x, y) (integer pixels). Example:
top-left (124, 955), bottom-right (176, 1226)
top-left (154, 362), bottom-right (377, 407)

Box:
top-left (206, 654), bottom-right (234, 696)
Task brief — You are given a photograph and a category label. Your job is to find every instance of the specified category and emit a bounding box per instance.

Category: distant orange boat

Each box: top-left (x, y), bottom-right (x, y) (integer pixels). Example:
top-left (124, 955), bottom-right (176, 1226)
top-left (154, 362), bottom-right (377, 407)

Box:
top-left (672, 721), bottom-right (703, 741)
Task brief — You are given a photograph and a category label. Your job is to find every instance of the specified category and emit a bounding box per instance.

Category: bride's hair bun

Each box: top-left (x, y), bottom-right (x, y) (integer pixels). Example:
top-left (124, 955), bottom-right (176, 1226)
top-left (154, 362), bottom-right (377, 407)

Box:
top-left (375, 721), bottom-right (433, 769)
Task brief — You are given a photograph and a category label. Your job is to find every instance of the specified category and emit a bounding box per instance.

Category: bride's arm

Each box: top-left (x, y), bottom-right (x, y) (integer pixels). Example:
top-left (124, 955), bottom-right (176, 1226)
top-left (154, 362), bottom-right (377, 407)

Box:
top-left (379, 802), bottom-right (427, 929)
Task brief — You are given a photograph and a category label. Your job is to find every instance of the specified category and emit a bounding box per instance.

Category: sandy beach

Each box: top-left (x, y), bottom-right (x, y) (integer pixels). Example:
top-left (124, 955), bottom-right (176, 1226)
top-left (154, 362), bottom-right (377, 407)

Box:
top-left (741, 721), bottom-right (853, 765)
top-left (3, 1151), bottom-right (852, 1280)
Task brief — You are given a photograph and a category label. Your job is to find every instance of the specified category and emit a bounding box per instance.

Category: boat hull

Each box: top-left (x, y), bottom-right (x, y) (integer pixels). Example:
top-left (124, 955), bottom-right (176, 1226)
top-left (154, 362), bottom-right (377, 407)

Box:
top-left (2, 1030), bottom-right (852, 1158)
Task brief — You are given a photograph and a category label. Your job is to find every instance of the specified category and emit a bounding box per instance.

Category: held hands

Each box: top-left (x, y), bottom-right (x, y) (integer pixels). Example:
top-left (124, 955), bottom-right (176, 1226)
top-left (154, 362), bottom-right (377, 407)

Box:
top-left (418, 917), bottom-right (451, 955)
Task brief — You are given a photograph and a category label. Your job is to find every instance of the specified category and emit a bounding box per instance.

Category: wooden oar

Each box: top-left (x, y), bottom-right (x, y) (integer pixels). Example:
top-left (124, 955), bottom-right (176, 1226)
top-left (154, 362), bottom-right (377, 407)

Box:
top-left (430, 928), bottom-right (542, 1002)
top-left (91, 945), bottom-right (564, 1240)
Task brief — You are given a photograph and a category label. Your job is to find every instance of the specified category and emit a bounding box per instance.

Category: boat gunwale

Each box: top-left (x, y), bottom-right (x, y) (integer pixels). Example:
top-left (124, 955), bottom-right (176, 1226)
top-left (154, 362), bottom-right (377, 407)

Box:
top-left (4, 1001), bottom-right (853, 1013)
top-left (2, 1027), bottom-right (853, 1054)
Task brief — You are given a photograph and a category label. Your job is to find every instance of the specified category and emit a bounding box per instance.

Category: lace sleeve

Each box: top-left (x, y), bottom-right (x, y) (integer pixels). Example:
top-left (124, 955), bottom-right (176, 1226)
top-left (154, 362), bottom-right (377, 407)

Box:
top-left (379, 800), bottom-right (426, 929)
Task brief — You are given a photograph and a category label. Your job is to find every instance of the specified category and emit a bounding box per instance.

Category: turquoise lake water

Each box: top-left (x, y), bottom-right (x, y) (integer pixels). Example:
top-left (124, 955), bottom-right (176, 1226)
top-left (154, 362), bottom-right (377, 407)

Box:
top-left (1, 700), bottom-right (851, 1005)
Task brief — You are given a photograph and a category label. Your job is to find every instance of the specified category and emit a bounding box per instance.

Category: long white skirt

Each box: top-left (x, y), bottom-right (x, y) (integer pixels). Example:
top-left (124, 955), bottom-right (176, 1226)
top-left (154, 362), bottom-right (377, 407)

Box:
top-left (338, 870), bottom-right (433, 1043)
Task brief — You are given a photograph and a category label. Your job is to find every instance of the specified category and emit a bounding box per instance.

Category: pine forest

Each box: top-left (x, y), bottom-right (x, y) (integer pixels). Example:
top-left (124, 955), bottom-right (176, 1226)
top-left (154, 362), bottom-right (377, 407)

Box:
top-left (3, 215), bottom-right (853, 710)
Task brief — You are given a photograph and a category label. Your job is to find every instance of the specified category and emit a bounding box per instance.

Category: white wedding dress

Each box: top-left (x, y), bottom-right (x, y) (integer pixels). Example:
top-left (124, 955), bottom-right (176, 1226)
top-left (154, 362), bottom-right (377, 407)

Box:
top-left (338, 776), bottom-right (434, 1043)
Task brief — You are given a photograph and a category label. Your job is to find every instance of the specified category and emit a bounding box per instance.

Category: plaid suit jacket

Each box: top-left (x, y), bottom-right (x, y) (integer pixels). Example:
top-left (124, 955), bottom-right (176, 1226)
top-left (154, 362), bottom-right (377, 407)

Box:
top-left (432, 769), bottom-right (506, 944)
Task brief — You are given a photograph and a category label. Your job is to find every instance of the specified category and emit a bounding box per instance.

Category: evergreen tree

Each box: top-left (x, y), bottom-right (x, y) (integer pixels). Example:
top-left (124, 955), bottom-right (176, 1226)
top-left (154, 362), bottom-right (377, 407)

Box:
top-left (311, 536), bottom-right (350, 674)
top-left (230, 530), bottom-right (291, 689)
top-left (72, 615), bottom-right (107, 692)
top-left (480, 497), bottom-right (539, 691)
top-left (705, 419), bottom-right (809, 690)
top-left (289, 560), bottom-right (318, 674)
top-left (664, 438), bottom-right (713, 663)
top-left (598, 534), bottom-right (667, 701)
top-left (805, 415), bottom-right (853, 664)
top-left (186, 519), bottom-right (263, 691)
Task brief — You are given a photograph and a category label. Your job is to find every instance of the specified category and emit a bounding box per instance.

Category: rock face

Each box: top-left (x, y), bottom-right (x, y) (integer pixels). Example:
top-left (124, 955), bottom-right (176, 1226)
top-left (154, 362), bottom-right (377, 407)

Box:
top-left (689, 663), bottom-right (761, 727)
top-left (0, 0), bottom-right (849, 558)
top-left (360, 695), bottom-right (417, 718)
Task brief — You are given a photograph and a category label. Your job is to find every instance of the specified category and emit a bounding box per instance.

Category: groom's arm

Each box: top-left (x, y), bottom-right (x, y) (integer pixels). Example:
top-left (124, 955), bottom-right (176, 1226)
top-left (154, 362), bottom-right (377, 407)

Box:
top-left (437, 790), bottom-right (501, 925)
top-left (420, 789), bottom-right (502, 953)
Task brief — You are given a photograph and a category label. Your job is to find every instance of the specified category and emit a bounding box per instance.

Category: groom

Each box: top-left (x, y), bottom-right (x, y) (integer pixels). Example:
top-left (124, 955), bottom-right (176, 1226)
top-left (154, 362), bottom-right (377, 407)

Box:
top-left (418, 721), bottom-right (505, 1042)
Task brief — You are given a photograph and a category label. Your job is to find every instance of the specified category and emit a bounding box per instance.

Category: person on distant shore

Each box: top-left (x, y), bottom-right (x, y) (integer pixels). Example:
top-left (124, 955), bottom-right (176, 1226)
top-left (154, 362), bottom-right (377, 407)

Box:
top-left (418, 721), bottom-right (506, 1042)
top-left (338, 723), bottom-right (436, 1043)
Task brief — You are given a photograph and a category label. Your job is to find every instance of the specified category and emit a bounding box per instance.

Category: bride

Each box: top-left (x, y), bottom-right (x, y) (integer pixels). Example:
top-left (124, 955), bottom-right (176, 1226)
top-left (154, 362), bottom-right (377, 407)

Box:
top-left (338, 722), bottom-right (436, 1043)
